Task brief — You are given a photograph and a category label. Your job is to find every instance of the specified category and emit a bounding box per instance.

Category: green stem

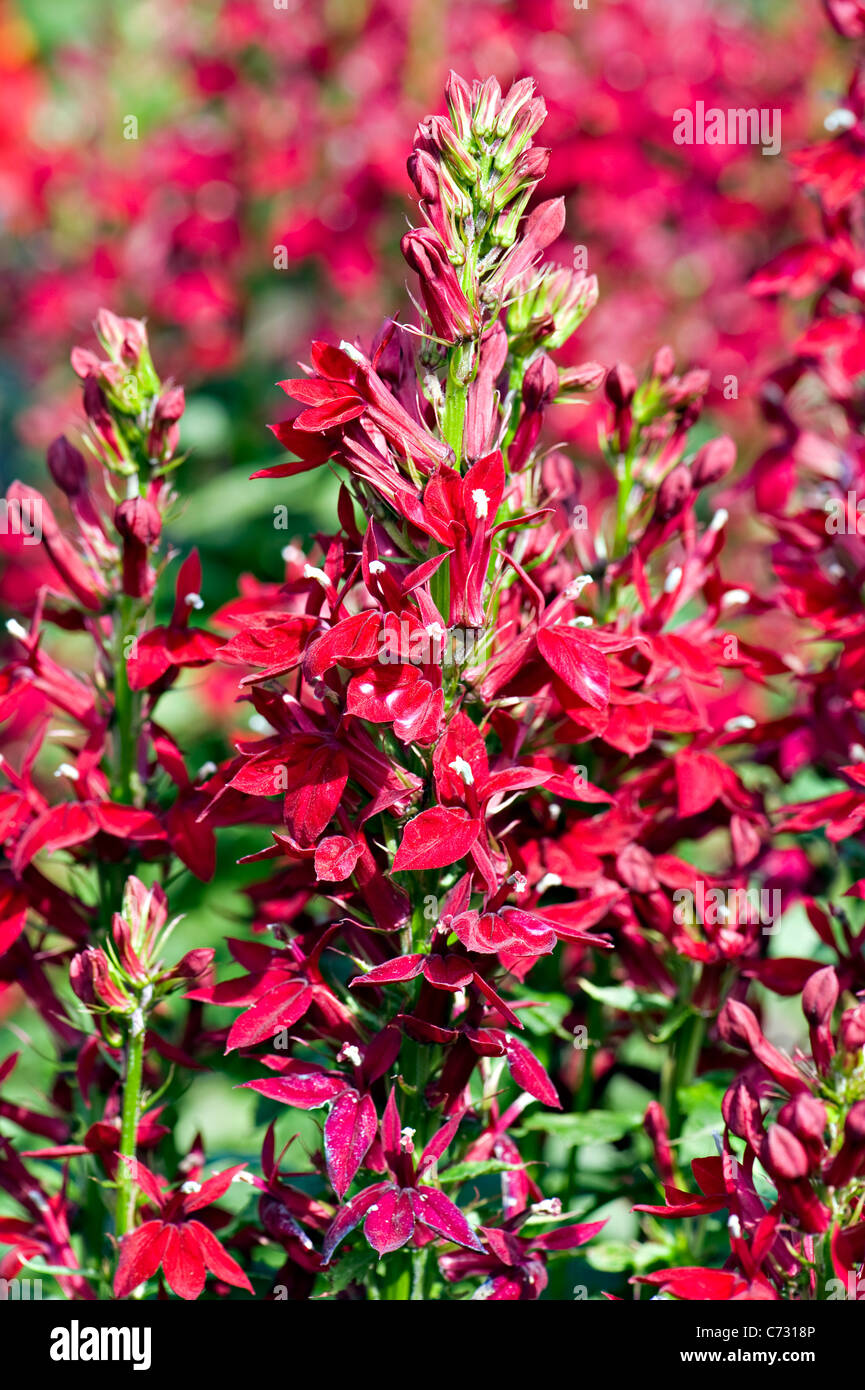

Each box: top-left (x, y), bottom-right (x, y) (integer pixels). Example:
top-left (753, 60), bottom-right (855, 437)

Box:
top-left (662, 1012), bottom-right (705, 1144)
top-left (442, 342), bottom-right (473, 468)
top-left (115, 1015), bottom-right (145, 1246)
top-left (612, 448), bottom-right (634, 559)
top-left (410, 1247), bottom-right (429, 1301)
top-left (112, 596), bottom-right (138, 803)
top-left (380, 1253), bottom-right (412, 1301)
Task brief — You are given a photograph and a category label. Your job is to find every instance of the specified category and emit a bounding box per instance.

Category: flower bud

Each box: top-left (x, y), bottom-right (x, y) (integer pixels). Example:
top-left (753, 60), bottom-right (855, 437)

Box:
top-left (401, 228), bottom-right (479, 342)
top-left (722, 1077), bottom-right (764, 1145)
top-left (47, 437), bottom-right (87, 495)
top-left (840, 1003), bottom-right (865, 1053)
top-left (430, 115), bottom-right (478, 182)
top-left (605, 363), bottom-right (637, 410)
top-left (778, 1093), bottom-right (826, 1144)
top-left (445, 70), bottom-right (473, 141)
top-left (652, 345), bottom-right (676, 380)
top-left (521, 353), bottom-right (559, 410)
top-left (115, 497), bottom-right (162, 599)
top-left (802, 965), bottom-right (839, 1027)
top-left (803, 965), bottom-right (839, 1073)
top-left (83, 375), bottom-right (121, 456)
top-left (763, 1124), bottom-right (810, 1181)
top-left (115, 496), bottom-right (161, 546)
top-left (472, 76), bottom-right (502, 137)
top-left (655, 464), bottom-right (693, 522)
top-left (691, 435), bottom-right (736, 487)
top-left (148, 385), bottom-right (185, 460)
top-left (494, 102), bottom-right (545, 170)
top-left (643, 1101), bottom-right (674, 1186)
top-left (558, 361), bottom-right (605, 392)
top-left (408, 148), bottom-right (441, 202)
top-left (824, 1100), bottom-right (865, 1187)
top-left (490, 147), bottom-right (550, 212)
top-left (70, 948), bottom-right (130, 1013)
top-left (496, 77), bottom-right (537, 134)
top-left (717, 997), bottom-right (763, 1051)
top-left (96, 309), bottom-right (146, 366)
top-left (172, 948), bottom-right (216, 981)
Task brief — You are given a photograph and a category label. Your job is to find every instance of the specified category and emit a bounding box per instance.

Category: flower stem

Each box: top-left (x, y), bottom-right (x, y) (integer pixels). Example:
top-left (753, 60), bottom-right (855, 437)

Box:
top-left (662, 1012), bottom-right (705, 1143)
top-left (380, 1253), bottom-right (412, 1300)
top-left (115, 1013), bottom-right (145, 1244)
top-left (410, 1247), bottom-right (429, 1300)
top-left (112, 596), bottom-right (138, 804)
top-left (442, 344), bottom-right (472, 467)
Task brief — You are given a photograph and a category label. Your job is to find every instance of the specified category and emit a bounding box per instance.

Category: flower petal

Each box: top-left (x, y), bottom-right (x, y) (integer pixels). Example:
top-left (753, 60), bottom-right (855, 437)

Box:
top-left (113, 1221), bottom-right (170, 1299)
top-left (325, 1090), bottom-right (378, 1199)
top-left (364, 1186), bottom-right (415, 1255)
top-left (411, 1187), bottom-right (483, 1251)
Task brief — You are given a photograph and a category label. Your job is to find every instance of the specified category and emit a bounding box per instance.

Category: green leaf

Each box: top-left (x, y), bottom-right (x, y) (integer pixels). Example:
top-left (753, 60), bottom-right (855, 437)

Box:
top-left (508, 990), bottom-right (572, 1039)
top-left (519, 1109), bottom-right (643, 1146)
top-left (649, 1004), bottom-right (694, 1045)
top-left (578, 978), bottom-right (671, 1015)
top-left (439, 1159), bottom-right (521, 1183)
top-left (586, 1240), bottom-right (669, 1274)
top-left (325, 1247), bottom-right (380, 1297)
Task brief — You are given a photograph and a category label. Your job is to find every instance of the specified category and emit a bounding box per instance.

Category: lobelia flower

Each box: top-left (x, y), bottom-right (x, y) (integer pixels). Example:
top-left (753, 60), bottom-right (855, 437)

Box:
top-left (321, 1089), bottom-right (483, 1261)
top-left (113, 1158), bottom-right (254, 1300)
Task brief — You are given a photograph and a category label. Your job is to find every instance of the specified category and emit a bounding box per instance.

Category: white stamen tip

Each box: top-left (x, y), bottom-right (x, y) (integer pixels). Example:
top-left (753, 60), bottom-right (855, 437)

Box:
top-left (721, 588), bottom-right (749, 608)
top-left (449, 755), bottom-right (474, 785)
top-left (54, 763), bottom-right (80, 780)
top-left (531, 1198), bottom-right (562, 1217)
top-left (338, 340), bottom-right (365, 364)
top-left (249, 714), bottom-right (275, 735)
top-left (664, 566), bottom-right (683, 594)
top-left (181, 1180), bottom-right (203, 1195)
top-left (472, 488), bottom-right (490, 520)
top-left (6, 619), bottom-right (28, 640)
top-left (184, 592), bottom-right (204, 610)
top-left (303, 564), bottom-right (330, 587)
top-left (368, 560), bottom-right (386, 575)
top-left (536, 872), bottom-right (562, 893)
top-left (709, 508), bottom-right (729, 533)
top-left (825, 108), bottom-right (856, 133)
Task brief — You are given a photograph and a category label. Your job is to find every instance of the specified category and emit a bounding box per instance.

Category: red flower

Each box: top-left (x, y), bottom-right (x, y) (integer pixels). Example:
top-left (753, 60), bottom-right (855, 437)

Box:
top-left (127, 551), bottom-right (221, 690)
top-left (322, 1089), bottom-right (483, 1261)
top-left (114, 1159), bottom-right (253, 1300)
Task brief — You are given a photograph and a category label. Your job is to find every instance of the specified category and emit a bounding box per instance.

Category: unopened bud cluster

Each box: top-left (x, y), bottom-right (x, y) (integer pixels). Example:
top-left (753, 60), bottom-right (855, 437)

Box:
top-left (70, 875), bottom-right (212, 1045)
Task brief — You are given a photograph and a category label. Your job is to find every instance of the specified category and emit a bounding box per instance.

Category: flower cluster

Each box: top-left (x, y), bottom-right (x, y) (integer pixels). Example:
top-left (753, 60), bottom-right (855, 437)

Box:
top-left (634, 973), bottom-right (865, 1300)
top-left (4, 26), bottom-right (865, 1305)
